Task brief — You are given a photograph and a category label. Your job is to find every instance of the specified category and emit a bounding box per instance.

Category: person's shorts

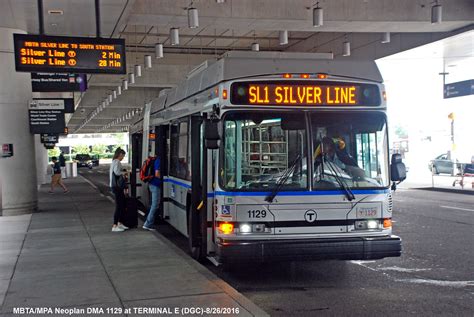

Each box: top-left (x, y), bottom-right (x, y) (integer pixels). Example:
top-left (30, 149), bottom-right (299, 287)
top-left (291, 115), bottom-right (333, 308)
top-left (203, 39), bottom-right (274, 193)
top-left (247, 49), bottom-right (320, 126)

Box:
top-left (51, 174), bottom-right (61, 185)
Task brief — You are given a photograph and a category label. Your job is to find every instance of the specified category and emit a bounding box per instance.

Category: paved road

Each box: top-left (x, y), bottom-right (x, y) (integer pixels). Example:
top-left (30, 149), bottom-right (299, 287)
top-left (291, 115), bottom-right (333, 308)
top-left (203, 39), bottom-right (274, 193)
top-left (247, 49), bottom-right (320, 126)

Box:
top-left (80, 166), bottom-right (474, 316)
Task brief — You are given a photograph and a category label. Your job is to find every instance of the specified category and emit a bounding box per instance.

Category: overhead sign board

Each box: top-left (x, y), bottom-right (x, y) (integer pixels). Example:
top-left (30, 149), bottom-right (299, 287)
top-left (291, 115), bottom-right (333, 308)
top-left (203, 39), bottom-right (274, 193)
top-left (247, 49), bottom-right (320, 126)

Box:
top-left (31, 73), bottom-right (87, 92)
top-left (40, 134), bottom-right (59, 144)
top-left (33, 98), bottom-right (75, 113)
top-left (43, 142), bottom-right (56, 149)
top-left (444, 80), bottom-right (473, 99)
top-left (230, 81), bottom-right (381, 107)
top-left (13, 34), bottom-right (126, 74)
top-left (28, 100), bottom-right (65, 134)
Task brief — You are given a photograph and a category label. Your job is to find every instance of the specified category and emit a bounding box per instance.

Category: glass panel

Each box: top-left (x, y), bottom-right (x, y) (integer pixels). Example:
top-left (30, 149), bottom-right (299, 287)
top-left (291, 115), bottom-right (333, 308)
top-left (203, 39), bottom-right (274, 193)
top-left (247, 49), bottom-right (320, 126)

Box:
top-left (169, 120), bottom-right (190, 180)
top-left (311, 112), bottom-right (389, 189)
top-left (222, 112), bottom-right (307, 191)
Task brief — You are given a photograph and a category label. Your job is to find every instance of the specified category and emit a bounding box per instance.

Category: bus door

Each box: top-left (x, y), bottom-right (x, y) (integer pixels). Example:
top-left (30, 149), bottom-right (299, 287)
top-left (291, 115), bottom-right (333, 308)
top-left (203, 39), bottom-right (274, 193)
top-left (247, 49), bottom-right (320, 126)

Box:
top-left (130, 132), bottom-right (142, 199)
top-left (188, 116), bottom-right (205, 260)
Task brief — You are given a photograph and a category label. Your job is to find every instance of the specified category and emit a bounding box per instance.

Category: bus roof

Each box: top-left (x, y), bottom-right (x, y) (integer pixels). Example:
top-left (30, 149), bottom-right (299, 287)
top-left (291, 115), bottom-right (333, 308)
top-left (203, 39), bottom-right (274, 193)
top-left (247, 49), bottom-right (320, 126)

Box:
top-left (155, 51), bottom-right (383, 111)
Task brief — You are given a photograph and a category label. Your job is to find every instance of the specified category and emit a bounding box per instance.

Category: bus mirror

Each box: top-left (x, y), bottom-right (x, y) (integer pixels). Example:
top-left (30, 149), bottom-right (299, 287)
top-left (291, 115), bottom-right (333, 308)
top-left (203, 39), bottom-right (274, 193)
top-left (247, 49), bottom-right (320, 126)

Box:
top-left (390, 153), bottom-right (406, 182)
top-left (205, 120), bottom-right (220, 149)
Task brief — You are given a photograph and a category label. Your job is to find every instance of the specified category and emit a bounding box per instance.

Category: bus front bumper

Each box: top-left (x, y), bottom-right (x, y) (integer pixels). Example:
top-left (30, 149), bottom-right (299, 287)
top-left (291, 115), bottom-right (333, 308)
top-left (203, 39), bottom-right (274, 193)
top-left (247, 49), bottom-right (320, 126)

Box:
top-left (217, 235), bottom-right (401, 263)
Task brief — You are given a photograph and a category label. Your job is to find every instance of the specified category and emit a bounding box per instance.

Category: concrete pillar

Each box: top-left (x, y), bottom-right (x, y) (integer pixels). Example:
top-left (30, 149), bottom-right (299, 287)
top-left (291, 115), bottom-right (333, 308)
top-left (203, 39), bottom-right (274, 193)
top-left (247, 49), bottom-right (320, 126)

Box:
top-left (0, 28), bottom-right (38, 215)
top-left (34, 135), bottom-right (49, 187)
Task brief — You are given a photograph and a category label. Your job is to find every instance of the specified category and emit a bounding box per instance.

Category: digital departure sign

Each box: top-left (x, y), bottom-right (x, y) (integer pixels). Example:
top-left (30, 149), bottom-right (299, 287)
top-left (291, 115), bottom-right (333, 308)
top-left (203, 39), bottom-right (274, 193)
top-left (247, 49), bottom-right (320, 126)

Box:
top-left (13, 34), bottom-right (126, 74)
top-left (230, 81), bottom-right (381, 107)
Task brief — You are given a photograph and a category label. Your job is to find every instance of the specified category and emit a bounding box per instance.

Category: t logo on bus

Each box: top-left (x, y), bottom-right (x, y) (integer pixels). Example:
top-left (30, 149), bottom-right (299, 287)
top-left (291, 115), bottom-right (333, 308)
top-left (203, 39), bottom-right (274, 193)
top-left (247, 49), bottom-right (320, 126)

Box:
top-left (304, 210), bottom-right (317, 223)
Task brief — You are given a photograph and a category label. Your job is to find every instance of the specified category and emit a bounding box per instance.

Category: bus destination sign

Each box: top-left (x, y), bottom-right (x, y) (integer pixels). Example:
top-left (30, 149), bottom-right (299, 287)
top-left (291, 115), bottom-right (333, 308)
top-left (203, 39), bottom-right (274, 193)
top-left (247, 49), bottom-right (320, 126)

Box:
top-left (13, 34), bottom-right (126, 74)
top-left (230, 81), bottom-right (381, 107)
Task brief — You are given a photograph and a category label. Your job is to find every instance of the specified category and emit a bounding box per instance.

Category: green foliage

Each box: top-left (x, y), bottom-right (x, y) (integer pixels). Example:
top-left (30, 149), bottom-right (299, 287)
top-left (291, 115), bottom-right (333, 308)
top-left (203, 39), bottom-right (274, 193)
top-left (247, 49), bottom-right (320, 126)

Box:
top-left (394, 125), bottom-right (408, 139)
top-left (91, 144), bottom-right (108, 155)
top-left (47, 148), bottom-right (60, 161)
top-left (72, 145), bottom-right (90, 155)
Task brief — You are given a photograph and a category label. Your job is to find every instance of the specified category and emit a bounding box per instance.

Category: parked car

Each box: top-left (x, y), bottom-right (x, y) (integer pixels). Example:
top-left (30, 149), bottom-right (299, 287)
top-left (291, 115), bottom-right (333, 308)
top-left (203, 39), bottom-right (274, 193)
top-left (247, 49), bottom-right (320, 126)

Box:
top-left (75, 154), bottom-right (99, 169)
top-left (428, 153), bottom-right (458, 175)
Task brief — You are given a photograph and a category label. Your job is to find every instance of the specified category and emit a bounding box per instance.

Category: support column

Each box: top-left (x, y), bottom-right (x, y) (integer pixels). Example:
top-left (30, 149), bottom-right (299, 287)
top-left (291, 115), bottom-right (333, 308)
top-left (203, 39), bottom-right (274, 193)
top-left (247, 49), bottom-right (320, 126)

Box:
top-left (0, 27), bottom-right (38, 215)
top-left (35, 135), bottom-right (49, 187)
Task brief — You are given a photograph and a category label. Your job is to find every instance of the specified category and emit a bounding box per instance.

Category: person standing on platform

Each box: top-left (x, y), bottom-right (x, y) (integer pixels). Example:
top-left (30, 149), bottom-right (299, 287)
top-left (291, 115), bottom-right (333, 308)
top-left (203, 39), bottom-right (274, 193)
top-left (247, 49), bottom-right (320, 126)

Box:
top-left (49, 157), bottom-right (69, 194)
top-left (110, 148), bottom-right (129, 232)
top-left (59, 151), bottom-right (66, 178)
top-left (143, 155), bottom-right (161, 231)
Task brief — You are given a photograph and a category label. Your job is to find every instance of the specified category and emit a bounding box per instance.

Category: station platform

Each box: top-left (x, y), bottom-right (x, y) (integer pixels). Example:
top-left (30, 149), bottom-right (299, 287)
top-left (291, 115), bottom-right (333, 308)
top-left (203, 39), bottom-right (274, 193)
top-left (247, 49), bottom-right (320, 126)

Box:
top-left (0, 177), bottom-right (268, 317)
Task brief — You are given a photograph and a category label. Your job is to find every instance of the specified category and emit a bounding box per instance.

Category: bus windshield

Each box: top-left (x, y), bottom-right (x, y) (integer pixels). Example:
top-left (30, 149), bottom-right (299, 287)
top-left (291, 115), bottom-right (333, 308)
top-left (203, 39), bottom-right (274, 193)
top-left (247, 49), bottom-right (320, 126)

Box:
top-left (222, 112), bottom-right (307, 191)
top-left (311, 112), bottom-right (389, 189)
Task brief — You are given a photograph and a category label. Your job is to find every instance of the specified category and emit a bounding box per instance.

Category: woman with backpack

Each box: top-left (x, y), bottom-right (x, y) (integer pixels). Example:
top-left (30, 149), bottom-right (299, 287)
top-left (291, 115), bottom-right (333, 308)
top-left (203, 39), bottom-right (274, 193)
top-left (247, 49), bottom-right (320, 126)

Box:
top-left (110, 148), bottom-right (129, 232)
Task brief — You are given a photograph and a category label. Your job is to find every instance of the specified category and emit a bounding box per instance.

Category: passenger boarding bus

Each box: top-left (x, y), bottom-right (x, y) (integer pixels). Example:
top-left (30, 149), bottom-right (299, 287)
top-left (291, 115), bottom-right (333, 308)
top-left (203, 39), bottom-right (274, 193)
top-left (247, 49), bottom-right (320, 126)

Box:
top-left (129, 51), bottom-right (406, 264)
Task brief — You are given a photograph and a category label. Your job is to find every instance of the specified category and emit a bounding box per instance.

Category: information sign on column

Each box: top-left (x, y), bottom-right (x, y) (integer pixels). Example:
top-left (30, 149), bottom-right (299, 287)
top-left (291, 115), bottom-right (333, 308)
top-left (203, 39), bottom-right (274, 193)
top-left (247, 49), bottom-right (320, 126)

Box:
top-left (29, 100), bottom-right (66, 134)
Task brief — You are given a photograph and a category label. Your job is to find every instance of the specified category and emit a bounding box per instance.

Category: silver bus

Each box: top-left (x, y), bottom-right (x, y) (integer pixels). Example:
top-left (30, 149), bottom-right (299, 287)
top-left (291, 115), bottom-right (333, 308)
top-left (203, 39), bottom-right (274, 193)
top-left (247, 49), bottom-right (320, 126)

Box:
top-left (130, 51), bottom-right (406, 264)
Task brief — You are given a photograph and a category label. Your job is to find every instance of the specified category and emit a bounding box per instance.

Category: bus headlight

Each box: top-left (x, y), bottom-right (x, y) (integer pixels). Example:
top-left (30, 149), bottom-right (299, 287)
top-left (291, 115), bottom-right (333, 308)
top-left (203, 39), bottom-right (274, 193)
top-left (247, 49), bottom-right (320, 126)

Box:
top-left (367, 220), bottom-right (379, 229)
top-left (239, 224), bottom-right (252, 233)
top-left (355, 220), bottom-right (380, 230)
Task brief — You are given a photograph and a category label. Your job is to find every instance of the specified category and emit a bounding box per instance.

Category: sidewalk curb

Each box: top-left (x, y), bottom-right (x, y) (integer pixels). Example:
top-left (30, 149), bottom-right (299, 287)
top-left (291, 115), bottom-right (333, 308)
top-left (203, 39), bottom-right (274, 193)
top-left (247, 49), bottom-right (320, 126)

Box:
top-left (79, 175), bottom-right (269, 316)
top-left (412, 187), bottom-right (474, 195)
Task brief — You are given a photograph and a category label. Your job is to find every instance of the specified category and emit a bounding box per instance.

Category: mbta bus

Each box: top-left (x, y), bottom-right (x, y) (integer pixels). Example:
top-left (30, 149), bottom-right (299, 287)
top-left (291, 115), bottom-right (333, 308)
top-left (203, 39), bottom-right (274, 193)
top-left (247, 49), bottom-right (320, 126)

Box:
top-left (129, 51), bottom-right (406, 264)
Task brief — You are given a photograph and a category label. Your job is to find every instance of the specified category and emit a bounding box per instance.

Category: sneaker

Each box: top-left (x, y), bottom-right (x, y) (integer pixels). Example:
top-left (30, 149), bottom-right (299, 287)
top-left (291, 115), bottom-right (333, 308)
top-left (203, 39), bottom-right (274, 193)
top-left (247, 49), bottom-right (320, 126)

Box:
top-left (142, 225), bottom-right (156, 231)
top-left (118, 224), bottom-right (129, 230)
top-left (112, 226), bottom-right (125, 232)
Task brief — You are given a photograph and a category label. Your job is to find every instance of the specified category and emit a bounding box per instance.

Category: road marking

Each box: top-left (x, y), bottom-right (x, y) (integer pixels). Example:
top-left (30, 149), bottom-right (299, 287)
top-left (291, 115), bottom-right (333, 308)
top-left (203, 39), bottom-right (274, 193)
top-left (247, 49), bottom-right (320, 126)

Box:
top-left (378, 267), bottom-right (431, 273)
top-left (440, 205), bottom-right (474, 212)
top-left (106, 196), bottom-right (115, 204)
top-left (395, 278), bottom-right (474, 288)
top-left (80, 175), bottom-right (98, 190)
top-left (138, 210), bottom-right (145, 216)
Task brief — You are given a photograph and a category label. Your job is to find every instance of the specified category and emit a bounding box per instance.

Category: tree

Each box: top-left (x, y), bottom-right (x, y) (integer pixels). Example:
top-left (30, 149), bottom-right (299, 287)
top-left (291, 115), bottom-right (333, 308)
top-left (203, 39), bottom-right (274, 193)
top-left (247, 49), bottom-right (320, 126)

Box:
top-left (47, 148), bottom-right (60, 159)
top-left (72, 145), bottom-right (90, 154)
top-left (91, 144), bottom-right (107, 156)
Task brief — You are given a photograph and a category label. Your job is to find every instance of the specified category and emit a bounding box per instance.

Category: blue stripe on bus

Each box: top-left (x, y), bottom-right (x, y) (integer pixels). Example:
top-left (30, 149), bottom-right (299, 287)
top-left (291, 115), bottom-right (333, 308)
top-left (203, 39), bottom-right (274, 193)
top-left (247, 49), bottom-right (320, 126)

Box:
top-left (163, 178), bottom-right (215, 198)
top-left (214, 189), bottom-right (389, 197)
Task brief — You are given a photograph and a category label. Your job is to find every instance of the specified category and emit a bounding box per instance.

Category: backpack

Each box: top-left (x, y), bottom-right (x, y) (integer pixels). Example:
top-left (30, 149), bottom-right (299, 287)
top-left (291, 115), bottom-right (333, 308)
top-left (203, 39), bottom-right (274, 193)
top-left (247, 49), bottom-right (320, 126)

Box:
top-left (140, 157), bottom-right (156, 182)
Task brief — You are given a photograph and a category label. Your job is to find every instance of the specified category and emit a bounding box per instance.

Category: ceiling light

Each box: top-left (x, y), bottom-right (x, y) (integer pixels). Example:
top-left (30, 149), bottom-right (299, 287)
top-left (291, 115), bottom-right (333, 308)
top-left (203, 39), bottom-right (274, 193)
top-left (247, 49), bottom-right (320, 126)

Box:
top-left (117, 85), bottom-right (122, 95)
top-left (47, 10), bottom-right (63, 15)
top-left (313, 3), bottom-right (323, 27)
top-left (155, 43), bottom-right (164, 58)
top-left (144, 55), bottom-right (152, 69)
top-left (251, 43), bottom-right (259, 51)
top-left (108, 94), bottom-right (113, 103)
top-left (105, 99), bottom-right (109, 106)
top-left (343, 41), bottom-right (351, 56)
top-left (187, 8), bottom-right (199, 29)
top-left (381, 32), bottom-right (390, 44)
top-left (123, 79), bottom-right (128, 90)
top-left (431, 3), bottom-right (442, 24)
top-left (170, 28), bottom-right (179, 45)
top-left (113, 90), bottom-right (117, 99)
top-left (134, 64), bottom-right (142, 77)
top-left (279, 30), bottom-right (288, 45)
top-left (216, 0), bottom-right (225, 3)
top-left (129, 72), bottom-right (135, 84)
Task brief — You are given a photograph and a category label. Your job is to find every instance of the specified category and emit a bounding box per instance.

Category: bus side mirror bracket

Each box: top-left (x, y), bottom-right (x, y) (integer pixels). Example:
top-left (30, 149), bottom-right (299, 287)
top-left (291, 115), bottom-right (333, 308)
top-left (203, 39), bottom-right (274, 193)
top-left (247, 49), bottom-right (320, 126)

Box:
top-left (204, 119), bottom-right (220, 149)
top-left (390, 153), bottom-right (406, 184)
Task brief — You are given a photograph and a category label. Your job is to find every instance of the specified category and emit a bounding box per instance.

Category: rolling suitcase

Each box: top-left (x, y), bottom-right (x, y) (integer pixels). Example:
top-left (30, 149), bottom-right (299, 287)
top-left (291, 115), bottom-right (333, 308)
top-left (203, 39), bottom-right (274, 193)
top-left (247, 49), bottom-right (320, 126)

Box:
top-left (122, 197), bottom-right (138, 228)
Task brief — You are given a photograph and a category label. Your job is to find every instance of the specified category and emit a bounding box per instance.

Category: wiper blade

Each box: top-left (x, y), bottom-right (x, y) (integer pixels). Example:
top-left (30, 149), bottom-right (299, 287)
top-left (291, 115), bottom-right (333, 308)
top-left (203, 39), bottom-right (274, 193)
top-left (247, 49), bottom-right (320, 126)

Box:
top-left (324, 157), bottom-right (355, 201)
top-left (265, 154), bottom-right (301, 203)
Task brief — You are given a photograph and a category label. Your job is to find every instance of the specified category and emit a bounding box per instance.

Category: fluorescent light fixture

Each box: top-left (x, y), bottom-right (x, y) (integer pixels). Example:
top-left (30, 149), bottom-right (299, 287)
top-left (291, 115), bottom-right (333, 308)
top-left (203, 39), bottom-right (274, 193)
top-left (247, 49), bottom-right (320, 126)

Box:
top-left (117, 85), bottom-right (122, 95)
top-left (155, 43), bottom-right (164, 58)
top-left (187, 7), bottom-right (199, 29)
top-left (313, 5), bottom-right (323, 27)
top-left (251, 42), bottom-right (259, 51)
top-left (431, 3), bottom-right (442, 24)
top-left (129, 72), bottom-right (135, 84)
top-left (108, 94), bottom-right (113, 103)
top-left (144, 55), bottom-right (152, 69)
top-left (123, 79), bottom-right (128, 90)
top-left (279, 30), bottom-right (288, 45)
top-left (105, 99), bottom-right (109, 106)
top-left (343, 41), bottom-right (351, 56)
top-left (381, 32), bottom-right (390, 44)
top-left (170, 28), bottom-right (179, 45)
top-left (113, 90), bottom-right (117, 99)
top-left (216, 0), bottom-right (225, 3)
top-left (134, 64), bottom-right (142, 77)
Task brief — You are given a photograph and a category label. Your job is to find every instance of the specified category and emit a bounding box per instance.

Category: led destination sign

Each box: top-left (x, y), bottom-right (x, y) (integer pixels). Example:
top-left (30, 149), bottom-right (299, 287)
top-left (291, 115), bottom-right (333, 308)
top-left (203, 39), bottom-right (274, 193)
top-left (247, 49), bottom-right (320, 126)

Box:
top-left (13, 34), bottom-right (126, 74)
top-left (230, 81), bottom-right (381, 106)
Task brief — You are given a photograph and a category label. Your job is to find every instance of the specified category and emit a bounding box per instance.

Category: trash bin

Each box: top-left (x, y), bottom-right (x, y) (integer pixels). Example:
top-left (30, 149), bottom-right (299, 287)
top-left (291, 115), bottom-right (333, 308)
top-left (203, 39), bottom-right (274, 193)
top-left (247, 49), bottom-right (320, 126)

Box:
top-left (66, 162), bottom-right (78, 178)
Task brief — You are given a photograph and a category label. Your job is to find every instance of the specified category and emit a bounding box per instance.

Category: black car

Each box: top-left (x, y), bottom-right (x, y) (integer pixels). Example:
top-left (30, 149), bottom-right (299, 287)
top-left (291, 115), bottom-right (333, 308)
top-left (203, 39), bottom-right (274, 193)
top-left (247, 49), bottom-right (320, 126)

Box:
top-left (75, 154), bottom-right (99, 169)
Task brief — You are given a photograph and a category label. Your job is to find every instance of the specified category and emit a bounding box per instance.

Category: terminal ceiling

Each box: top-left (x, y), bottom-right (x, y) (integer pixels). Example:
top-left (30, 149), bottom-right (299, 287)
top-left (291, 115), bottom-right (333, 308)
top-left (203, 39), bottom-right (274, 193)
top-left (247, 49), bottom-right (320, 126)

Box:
top-left (1, 0), bottom-right (473, 133)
